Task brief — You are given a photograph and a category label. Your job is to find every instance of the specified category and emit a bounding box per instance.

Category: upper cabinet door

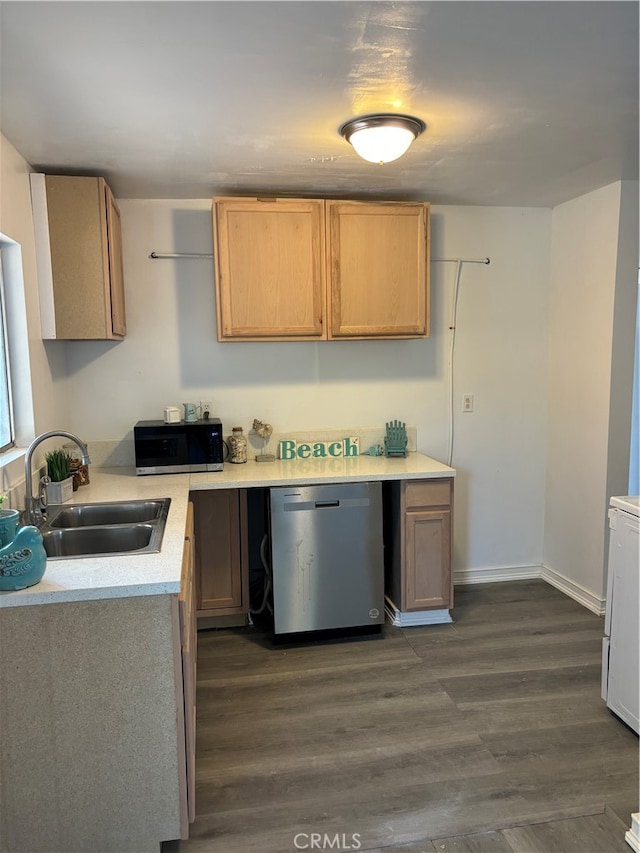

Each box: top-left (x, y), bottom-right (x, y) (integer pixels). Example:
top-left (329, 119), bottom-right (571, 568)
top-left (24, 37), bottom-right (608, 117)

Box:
top-left (213, 197), bottom-right (326, 341)
top-left (326, 201), bottom-right (430, 339)
top-left (104, 183), bottom-right (126, 338)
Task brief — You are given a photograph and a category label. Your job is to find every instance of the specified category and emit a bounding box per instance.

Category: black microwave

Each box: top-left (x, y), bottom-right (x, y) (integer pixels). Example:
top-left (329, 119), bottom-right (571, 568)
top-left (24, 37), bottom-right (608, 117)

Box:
top-left (134, 419), bottom-right (224, 475)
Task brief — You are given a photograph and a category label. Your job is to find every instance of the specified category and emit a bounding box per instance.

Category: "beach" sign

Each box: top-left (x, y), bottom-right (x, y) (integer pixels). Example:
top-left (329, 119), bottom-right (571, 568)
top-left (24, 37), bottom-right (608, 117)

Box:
top-left (279, 437), bottom-right (359, 460)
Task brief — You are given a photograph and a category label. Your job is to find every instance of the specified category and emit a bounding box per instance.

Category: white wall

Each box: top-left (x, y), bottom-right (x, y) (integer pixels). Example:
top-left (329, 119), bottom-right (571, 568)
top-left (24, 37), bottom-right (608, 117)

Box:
top-left (543, 181), bottom-right (639, 606)
top-left (62, 199), bottom-right (552, 577)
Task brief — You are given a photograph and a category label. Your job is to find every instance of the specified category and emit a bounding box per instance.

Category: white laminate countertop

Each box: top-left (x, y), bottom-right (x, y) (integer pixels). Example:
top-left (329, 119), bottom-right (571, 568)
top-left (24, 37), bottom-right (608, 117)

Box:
top-left (1, 452), bottom-right (454, 608)
top-left (0, 469), bottom-right (191, 608)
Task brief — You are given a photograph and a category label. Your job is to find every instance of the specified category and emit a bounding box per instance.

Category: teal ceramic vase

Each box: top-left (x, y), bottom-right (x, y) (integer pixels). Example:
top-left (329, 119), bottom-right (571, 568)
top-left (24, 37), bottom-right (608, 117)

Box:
top-left (0, 512), bottom-right (47, 591)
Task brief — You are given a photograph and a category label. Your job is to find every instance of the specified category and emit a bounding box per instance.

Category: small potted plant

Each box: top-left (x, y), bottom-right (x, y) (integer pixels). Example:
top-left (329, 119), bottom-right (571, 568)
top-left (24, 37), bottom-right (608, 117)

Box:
top-left (45, 448), bottom-right (74, 504)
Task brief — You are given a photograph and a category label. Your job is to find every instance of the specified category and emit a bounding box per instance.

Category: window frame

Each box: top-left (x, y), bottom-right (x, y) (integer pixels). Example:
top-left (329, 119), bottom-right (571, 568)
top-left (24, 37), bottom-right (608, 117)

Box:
top-left (0, 257), bottom-right (16, 452)
top-left (0, 233), bottom-right (35, 458)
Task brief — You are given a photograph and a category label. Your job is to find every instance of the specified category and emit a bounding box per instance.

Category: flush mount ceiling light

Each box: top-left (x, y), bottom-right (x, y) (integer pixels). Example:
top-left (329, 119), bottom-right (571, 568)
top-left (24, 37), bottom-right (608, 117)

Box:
top-left (339, 113), bottom-right (426, 164)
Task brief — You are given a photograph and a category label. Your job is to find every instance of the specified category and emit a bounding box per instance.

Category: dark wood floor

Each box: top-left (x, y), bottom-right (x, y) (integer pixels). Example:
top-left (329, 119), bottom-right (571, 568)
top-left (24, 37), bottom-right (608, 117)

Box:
top-left (178, 580), bottom-right (639, 852)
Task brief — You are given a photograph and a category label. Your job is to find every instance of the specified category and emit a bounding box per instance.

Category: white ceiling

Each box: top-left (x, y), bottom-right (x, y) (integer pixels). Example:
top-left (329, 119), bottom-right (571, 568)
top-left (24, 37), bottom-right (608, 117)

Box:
top-left (1, 1), bottom-right (638, 206)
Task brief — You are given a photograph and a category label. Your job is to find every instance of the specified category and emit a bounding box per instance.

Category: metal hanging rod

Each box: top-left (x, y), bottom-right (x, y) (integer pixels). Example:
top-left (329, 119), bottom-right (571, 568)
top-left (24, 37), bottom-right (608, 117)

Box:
top-left (433, 257), bottom-right (490, 264)
top-left (149, 251), bottom-right (490, 264)
top-left (149, 251), bottom-right (213, 259)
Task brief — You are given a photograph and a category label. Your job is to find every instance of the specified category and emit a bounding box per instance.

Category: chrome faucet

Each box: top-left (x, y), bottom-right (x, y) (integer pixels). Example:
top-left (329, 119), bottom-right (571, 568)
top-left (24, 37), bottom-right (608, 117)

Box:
top-left (24, 431), bottom-right (91, 526)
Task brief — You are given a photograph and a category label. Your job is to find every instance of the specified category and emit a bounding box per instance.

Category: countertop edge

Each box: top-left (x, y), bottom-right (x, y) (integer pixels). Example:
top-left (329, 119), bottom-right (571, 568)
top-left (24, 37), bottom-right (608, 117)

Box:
top-left (0, 581), bottom-right (181, 608)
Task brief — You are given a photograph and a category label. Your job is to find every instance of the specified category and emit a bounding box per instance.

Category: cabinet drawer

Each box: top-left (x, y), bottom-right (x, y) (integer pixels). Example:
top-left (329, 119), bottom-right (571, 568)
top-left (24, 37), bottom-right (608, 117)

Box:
top-left (405, 479), bottom-right (451, 509)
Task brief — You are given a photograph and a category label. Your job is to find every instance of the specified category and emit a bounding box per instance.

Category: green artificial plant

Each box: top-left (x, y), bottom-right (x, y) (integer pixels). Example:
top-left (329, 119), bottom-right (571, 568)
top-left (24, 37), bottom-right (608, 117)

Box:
top-left (45, 448), bottom-right (72, 482)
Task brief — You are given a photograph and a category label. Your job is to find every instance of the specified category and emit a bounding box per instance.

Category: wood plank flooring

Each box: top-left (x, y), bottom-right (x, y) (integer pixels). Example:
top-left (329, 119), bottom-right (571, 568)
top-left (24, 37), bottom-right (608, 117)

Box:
top-left (176, 580), bottom-right (638, 853)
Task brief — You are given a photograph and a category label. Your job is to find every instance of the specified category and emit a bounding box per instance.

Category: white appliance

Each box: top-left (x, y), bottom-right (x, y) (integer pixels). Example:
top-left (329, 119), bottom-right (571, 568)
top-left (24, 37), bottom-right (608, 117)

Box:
top-left (601, 495), bottom-right (639, 734)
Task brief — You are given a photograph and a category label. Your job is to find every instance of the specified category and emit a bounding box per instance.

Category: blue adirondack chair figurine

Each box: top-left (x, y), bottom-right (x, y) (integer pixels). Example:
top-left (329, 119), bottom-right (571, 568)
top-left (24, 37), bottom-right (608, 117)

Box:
top-left (384, 420), bottom-right (408, 458)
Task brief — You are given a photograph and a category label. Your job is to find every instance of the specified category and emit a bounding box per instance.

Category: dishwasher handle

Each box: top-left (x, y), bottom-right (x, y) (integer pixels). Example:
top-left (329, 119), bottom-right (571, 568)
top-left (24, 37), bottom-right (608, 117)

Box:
top-left (281, 497), bottom-right (372, 512)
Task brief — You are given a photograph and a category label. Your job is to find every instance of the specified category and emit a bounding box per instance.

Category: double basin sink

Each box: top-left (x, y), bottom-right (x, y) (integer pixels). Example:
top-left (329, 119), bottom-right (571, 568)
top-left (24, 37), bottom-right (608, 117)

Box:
top-left (41, 498), bottom-right (171, 560)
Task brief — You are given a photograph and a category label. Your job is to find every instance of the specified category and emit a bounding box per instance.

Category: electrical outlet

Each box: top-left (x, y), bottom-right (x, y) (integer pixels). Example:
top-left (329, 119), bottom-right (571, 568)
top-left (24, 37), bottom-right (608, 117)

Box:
top-left (462, 394), bottom-right (474, 413)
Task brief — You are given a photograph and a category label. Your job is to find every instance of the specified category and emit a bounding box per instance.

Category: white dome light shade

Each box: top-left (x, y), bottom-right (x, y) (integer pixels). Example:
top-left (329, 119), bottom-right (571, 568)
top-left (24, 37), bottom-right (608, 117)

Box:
top-left (339, 114), bottom-right (426, 164)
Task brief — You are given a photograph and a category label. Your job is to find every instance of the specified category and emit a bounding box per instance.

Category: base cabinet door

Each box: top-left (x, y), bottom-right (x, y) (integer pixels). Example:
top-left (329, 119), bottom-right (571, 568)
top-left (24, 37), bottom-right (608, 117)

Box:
top-left (192, 489), bottom-right (249, 616)
top-left (179, 502), bottom-right (197, 830)
top-left (405, 507), bottom-right (451, 610)
top-left (385, 478), bottom-right (453, 613)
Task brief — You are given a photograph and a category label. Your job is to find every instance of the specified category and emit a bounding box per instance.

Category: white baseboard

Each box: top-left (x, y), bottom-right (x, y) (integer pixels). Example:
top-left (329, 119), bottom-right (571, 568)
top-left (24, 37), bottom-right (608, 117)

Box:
top-left (540, 564), bottom-right (605, 615)
top-left (626, 813), bottom-right (640, 853)
top-left (451, 563), bottom-right (605, 616)
top-left (385, 565), bottom-right (606, 623)
top-left (454, 564), bottom-right (541, 586)
top-left (385, 596), bottom-right (452, 627)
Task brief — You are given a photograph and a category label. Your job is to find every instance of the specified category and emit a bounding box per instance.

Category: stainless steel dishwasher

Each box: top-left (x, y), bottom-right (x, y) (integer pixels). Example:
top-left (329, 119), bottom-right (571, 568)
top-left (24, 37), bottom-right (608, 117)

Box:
top-left (269, 481), bottom-right (384, 635)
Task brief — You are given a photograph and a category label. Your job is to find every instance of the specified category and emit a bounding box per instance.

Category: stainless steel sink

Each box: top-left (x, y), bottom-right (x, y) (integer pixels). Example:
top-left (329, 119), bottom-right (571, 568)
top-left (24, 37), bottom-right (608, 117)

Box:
top-left (48, 499), bottom-right (168, 528)
top-left (43, 524), bottom-right (156, 558)
top-left (41, 498), bottom-right (170, 560)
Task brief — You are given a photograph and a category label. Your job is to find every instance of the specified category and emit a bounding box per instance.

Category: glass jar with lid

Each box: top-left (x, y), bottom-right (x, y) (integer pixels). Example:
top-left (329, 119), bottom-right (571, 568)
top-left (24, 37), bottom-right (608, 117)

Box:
top-left (228, 427), bottom-right (247, 464)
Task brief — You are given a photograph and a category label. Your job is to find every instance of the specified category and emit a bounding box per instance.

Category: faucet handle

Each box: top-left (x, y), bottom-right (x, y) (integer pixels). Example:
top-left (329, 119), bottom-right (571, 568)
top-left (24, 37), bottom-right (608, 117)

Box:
top-left (38, 475), bottom-right (50, 514)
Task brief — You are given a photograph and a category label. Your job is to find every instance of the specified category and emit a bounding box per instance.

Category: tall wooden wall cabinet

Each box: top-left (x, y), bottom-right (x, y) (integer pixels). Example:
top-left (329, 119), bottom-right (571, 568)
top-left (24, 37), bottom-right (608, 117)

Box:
top-left (30, 173), bottom-right (126, 340)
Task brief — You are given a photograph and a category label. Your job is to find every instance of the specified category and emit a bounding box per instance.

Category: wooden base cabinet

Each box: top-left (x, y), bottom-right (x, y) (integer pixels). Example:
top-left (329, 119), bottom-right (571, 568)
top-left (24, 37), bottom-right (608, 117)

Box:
top-left (179, 502), bottom-right (197, 829)
top-left (385, 478), bottom-right (453, 612)
top-left (192, 489), bottom-right (249, 617)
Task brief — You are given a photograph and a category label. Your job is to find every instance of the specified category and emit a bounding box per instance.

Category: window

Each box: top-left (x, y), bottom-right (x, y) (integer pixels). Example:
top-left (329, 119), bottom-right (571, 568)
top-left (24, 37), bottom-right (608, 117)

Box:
top-left (0, 233), bottom-right (35, 454)
top-left (0, 259), bottom-right (15, 451)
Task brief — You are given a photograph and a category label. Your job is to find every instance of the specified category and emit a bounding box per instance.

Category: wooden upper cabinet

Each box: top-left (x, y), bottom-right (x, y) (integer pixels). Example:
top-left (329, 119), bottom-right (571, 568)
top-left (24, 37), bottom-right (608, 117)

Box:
top-left (212, 196), bottom-right (430, 341)
top-left (30, 174), bottom-right (127, 340)
top-left (326, 201), bottom-right (429, 339)
top-left (213, 197), bottom-right (326, 341)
